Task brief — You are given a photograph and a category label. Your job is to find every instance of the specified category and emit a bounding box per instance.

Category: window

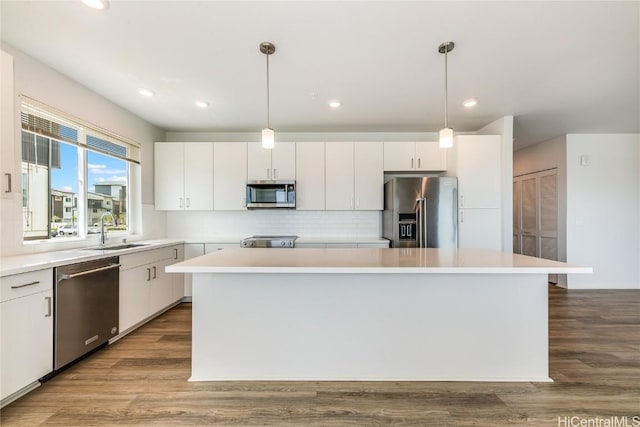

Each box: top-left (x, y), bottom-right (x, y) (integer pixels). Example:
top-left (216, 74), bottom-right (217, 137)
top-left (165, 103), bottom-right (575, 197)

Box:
top-left (20, 98), bottom-right (140, 241)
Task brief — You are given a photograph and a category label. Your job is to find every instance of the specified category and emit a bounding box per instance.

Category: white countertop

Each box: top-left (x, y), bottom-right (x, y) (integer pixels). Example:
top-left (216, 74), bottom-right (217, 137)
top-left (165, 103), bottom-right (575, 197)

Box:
top-left (166, 247), bottom-right (592, 275)
top-left (0, 239), bottom-right (184, 277)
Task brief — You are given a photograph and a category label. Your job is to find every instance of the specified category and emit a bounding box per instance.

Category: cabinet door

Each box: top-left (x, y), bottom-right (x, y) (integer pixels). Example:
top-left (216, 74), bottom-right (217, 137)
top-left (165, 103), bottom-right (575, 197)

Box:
top-left (149, 260), bottom-right (174, 314)
top-left (456, 135), bottom-right (501, 209)
top-left (415, 141), bottom-right (447, 171)
top-left (1, 289), bottom-right (53, 400)
top-left (354, 142), bottom-right (383, 210)
top-left (325, 142), bottom-right (354, 210)
top-left (383, 141), bottom-right (415, 171)
top-left (154, 143), bottom-right (185, 210)
top-left (295, 142), bottom-right (325, 210)
top-left (458, 208), bottom-right (502, 250)
top-left (247, 142), bottom-right (272, 180)
top-left (119, 265), bottom-right (150, 332)
top-left (214, 143), bottom-right (248, 210)
top-left (171, 245), bottom-right (185, 302)
top-left (271, 142), bottom-right (296, 180)
top-left (1, 51), bottom-right (16, 198)
top-left (184, 143), bottom-right (214, 210)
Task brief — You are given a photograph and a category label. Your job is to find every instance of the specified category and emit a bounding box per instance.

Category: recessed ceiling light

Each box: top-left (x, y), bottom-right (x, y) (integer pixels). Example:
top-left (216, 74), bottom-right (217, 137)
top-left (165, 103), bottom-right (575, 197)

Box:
top-left (463, 98), bottom-right (478, 108)
top-left (328, 100), bottom-right (342, 109)
top-left (138, 88), bottom-right (155, 97)
top-left (195, 101), bottom-right (209, 108)
top-left (81, 0), bottom-right (109, 10)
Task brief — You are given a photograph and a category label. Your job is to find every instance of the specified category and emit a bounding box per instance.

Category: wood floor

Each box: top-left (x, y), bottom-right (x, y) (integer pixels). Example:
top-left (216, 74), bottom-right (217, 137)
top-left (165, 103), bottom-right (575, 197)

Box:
top-left (2, 285), bottom-right (639, 426)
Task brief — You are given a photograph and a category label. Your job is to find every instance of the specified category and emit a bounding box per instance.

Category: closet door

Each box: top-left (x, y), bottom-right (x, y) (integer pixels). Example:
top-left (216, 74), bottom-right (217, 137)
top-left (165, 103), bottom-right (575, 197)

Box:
top-left (539, 171), bottom-right (558, 283)
top-left (513, 169), bottom-right (559, 283)
top-left (520, 176), bottom-right (538, 257)
top-left (513, 180), bottom-right (521, 253)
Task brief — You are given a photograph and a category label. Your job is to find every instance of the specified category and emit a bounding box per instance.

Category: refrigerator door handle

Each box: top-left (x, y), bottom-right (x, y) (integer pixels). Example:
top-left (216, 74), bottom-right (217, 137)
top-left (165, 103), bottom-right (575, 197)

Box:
top-left (422, 198), bottom-right (428, 248)
top-left (417, 199), bottom-right (423, 248)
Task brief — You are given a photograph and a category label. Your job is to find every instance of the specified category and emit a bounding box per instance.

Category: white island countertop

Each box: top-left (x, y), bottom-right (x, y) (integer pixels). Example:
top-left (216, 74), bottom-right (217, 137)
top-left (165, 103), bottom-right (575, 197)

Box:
top-left (166, 247), bottom-right (591, 275)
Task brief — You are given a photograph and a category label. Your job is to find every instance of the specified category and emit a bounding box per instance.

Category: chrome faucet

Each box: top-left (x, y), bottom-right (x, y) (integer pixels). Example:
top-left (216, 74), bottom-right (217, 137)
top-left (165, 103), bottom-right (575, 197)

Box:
top-left (99, 212), bottom-right (112, 247)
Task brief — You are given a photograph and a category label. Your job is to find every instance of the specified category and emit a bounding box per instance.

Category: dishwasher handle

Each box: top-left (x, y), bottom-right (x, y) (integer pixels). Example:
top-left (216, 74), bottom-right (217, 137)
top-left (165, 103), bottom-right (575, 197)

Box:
top-left (57, 263), bottom-right (121, 282)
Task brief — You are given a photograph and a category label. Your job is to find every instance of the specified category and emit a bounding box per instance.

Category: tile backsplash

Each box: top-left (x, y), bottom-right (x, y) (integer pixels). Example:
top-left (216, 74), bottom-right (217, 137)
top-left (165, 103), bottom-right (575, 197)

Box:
top-left (165, 210), bottom-right (381, 241)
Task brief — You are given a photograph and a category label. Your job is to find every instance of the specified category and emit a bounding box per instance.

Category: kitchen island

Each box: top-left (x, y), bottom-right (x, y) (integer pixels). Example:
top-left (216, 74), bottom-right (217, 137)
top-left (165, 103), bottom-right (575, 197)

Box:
top-left (166, 248), bottom-right (590, 382)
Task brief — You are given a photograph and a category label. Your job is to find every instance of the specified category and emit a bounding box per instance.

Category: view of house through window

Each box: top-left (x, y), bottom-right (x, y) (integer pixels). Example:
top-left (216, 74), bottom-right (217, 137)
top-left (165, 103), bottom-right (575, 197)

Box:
top-left (20, 99), bottom-right (137, 241)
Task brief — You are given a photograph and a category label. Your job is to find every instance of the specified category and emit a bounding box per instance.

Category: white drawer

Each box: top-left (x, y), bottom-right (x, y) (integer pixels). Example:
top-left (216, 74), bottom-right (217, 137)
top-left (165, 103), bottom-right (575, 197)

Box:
top-left (0, 269), bottom-right (53, 303)
top-left (119, 245), bottom-right (181, 271)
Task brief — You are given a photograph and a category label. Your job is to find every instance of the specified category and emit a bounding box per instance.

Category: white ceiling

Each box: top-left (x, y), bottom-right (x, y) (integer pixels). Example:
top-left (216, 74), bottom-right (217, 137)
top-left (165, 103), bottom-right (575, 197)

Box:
top-left (1, 1), bottom-right (638, 150)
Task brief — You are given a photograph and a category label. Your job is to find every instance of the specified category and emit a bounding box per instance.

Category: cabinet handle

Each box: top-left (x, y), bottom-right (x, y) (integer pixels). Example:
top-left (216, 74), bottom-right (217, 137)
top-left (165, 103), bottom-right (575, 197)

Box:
top-left (179, 197), bottom-right (184, 208)
top-left (11, 280), bottom-right (40, 289)
top-left (460, 195), bottom-right (464, 207)
top-left (273, 168), bottom-right (277, 179)
top-left (146, 268), bottom-right (151, 281)
top-left (152, 266), bottom-right (157, 279)
top-left (418, 158), bottom-right (421, 168)
top-left (186, 198), bottom-right (191, 208)
top-left (267, 168), bottom-right (270, 179)
top-left (174, 248), bottom-right (178, 260)
top-left (411, 158), bottom-right (414, 169)
top-left (460, 211), bottom-right (464, 223)
top-left (45, 296), bottom-right (52, 317)
top-left (4, 173), bottom-right (11, 193)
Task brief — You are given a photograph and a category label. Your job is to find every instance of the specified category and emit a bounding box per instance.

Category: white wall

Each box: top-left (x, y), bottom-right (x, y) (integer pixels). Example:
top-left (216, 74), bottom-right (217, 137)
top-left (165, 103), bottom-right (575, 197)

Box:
top-left (566, 134), bottom-right (639, 289)
top-left (476, 116), bottom-right (514, 252)
top-left (0, 44), bottom-right (166, 256)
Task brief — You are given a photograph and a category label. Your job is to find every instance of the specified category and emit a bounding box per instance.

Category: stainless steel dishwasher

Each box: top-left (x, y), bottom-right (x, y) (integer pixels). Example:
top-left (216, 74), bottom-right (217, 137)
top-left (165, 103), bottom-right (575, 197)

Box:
top-left (54, 257), bottom-right (120, 370)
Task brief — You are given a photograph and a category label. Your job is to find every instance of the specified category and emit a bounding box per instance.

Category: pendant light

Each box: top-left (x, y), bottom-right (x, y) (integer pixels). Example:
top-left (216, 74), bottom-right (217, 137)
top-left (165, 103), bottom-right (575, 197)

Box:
top-left (438, 41), bottom-right (454, 148)
top-left (260, 42), bottom-right (276, 149)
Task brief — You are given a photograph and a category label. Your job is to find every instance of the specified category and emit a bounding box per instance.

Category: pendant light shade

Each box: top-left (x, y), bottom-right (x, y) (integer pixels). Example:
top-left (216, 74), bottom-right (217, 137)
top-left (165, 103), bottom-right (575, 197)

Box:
top-left (439, 127), bottom-right (453, 148)
top-left (261, 128), bottom-right (275, 149)
top-left (260, 42), bottom-right (276, 149)
top-left (438, 41), bottom-right (455, 149)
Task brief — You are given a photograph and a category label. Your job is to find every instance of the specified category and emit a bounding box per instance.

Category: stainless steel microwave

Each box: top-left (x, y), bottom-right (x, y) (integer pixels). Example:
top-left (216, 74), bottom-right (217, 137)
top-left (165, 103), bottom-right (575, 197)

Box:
top-left (246, 180), bottom-right (295, 209)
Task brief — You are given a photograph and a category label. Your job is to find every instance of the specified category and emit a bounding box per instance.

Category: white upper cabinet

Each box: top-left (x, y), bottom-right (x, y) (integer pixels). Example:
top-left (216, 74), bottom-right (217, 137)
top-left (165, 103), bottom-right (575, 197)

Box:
top-left (325, 142), bottom-right (355, 210)
top-left (1, 51), bottom-right (16, 198)
top-left (155, 143), bottom-right (184, 210)
top-left (354, 142), bottom-right (383, 210)
top-left (383, 141), bottom-right (446, 172)
top-left (154, 142), bottom-right (214, 211)
top-left (455, 135), bottom-right (501, 209)
top-left (326, 142), bottom-right (383, 211)
top-left (247, 142), bottom-right (295, 181)
top-left (415, 141), bottom-right (447, 171)
top-left (184, 143), bottom-right (215, 210)
top-left (214, 142), bottom-right (247, 210)
top-left (295, 142), bottom-right (325, 210)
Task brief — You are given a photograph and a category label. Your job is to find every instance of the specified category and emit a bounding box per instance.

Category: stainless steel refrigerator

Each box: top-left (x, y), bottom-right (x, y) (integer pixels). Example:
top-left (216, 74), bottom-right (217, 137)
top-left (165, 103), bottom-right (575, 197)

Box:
top-left (383, 177), bottom-right (458, 248)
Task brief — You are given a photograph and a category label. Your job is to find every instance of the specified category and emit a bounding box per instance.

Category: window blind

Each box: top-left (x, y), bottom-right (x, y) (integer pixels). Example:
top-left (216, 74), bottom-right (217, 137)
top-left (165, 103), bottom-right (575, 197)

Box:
top-left (20, 96), bottom-right (141, 164)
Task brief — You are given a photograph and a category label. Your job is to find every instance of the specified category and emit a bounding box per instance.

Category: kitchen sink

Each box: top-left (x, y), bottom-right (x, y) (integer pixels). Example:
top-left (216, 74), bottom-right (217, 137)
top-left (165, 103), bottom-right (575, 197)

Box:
top-left (86, 243), bottom-right (149, 251)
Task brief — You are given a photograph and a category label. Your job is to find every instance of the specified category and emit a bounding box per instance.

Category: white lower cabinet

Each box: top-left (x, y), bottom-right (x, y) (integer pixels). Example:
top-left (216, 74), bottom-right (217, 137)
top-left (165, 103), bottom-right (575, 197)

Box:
top-left (118, 245), bottom-right (183, 333)
top-left (1, 269), bottom-right (53, 403)
top-left (458, 209), bottom-right (502, 250)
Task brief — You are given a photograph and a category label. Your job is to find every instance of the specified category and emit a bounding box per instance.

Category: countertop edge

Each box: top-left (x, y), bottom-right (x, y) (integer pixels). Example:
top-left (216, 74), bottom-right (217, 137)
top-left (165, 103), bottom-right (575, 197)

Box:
top-left (166, 265), bottom-right (593, 275)
top-left (1, 239), bottom-right (185, 277)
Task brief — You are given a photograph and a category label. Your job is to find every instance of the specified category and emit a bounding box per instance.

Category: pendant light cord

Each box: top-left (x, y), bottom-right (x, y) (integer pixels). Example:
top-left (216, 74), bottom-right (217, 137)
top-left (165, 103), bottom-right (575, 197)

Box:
top-left (444, 43), bottom-right (448, 129)
top-left (266, 51), bottom-right (270, 129)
